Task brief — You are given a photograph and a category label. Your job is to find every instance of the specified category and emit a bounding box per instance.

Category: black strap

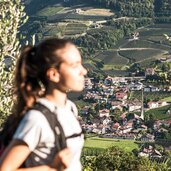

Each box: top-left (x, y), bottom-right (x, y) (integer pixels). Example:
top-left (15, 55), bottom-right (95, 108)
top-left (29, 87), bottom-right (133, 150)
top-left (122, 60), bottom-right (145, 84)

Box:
top-left (31, 103), bottom-right (67, 152)
top-left (31, 102), bottom-right (83, 149)
top-left (66, 132), bottom-right (83, 139)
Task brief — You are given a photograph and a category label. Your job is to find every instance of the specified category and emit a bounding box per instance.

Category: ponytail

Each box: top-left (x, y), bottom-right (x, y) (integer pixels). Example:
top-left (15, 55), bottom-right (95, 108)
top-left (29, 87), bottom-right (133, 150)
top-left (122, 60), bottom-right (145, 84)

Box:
top-left (13, 45), bottom-right (43, 116)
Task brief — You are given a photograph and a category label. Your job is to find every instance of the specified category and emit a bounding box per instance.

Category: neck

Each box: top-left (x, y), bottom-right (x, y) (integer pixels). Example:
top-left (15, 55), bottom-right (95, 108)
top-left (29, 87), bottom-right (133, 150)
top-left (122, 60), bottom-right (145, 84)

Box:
top-left (45, 89), bottom-right (67, 108)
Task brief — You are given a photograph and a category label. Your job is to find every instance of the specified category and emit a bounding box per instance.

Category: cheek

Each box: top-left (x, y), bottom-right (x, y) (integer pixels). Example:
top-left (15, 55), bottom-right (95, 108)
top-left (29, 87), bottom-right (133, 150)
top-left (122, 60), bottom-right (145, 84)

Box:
top-left (61, 70), bottom-right (76, 84)
top-left (59, 67), bottom-right (82, 86)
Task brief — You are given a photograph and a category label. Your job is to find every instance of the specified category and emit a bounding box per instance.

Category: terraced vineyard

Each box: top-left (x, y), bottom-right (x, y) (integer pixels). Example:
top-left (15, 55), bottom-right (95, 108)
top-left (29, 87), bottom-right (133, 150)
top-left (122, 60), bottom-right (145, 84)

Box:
top-left (96, 50), bottom-right (129, 65)
top-left (43, 24), bottom-right (66, 37)
top-left (64, 23), bottom-right (87, 36)
top-left (139, 24), bottom-right (171, 46)
top-left (122, 40), bottom-right (170, 51)
top-left (65, 13), bottom-right (109, 21)
top-left (139, 28), bottom-right (171, 37)
top-left (144, 35), bottom-right (166, 43)
top-left (32, 3), bottom-right (171, 76)
top-left (147, 23), bottom-right (171, 28)
top-left (119, 49), bottom-right (164, 62)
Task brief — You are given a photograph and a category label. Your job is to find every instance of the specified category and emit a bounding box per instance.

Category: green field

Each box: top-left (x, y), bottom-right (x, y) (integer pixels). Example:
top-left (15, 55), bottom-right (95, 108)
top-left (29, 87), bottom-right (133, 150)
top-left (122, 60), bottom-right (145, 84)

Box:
top-left (37, 6), bottom-right (64, 16)
top-left (131, 91), bottom-right (171, 101)
top-left (44, 24), bottom-right (66, 36)
top-left (145, 104), bottom-right (171, 120)
top-left (84, 137), bottom-right (139, 152)
top-left (162, 96), bottom-right (171, 102)
top-left (104, 69), bottom-right (130, 77)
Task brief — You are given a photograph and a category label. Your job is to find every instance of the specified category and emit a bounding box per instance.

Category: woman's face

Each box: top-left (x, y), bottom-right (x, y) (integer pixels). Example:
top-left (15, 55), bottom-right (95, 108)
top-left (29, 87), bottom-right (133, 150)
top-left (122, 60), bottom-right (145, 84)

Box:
top-left (56, 44), bottom-right (87, 92)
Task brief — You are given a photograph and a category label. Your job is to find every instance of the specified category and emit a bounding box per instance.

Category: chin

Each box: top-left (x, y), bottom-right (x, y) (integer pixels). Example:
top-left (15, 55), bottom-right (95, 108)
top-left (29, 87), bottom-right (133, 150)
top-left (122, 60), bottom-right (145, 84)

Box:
top-left (73, 86), bottom-right (84, 92)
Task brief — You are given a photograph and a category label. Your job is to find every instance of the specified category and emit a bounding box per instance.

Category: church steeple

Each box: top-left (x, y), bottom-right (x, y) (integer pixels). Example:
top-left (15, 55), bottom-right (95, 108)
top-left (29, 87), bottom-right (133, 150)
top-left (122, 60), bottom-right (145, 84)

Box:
top-left (140, 86), bottom-right (144, 120)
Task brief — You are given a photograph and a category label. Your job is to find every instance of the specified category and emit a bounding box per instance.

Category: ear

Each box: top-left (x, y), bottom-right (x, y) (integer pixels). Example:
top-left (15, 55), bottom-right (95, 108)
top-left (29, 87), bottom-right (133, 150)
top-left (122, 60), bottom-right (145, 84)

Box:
top-left (46, 68), bottom-right (60, 83)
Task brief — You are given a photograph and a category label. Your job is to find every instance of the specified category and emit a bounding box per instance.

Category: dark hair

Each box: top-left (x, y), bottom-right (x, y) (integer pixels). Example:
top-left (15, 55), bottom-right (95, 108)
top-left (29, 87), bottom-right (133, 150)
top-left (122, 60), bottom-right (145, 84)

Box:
top-left (13, 38), bottom-right (72, 116)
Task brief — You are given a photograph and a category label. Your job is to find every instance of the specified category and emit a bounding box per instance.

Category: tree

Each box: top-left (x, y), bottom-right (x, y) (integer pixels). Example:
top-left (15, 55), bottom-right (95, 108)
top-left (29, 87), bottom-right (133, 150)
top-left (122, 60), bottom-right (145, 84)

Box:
top-left (0, 0), bottom-right (28, 126)
top-left (82, 146), bottom-right (170, 170)
top-left (88, 107), bottom-right (97, 116)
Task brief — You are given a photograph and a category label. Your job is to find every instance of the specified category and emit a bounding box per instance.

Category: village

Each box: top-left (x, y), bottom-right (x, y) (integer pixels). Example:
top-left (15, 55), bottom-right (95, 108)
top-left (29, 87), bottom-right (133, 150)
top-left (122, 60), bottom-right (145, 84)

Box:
top-left (78, 67), bottom-right (171, 159)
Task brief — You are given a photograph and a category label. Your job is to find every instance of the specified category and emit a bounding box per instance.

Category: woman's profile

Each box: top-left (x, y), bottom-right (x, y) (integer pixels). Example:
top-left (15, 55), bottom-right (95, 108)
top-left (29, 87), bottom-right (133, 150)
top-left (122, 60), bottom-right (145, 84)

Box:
top-left (0, 38), bottom-right (87, 171)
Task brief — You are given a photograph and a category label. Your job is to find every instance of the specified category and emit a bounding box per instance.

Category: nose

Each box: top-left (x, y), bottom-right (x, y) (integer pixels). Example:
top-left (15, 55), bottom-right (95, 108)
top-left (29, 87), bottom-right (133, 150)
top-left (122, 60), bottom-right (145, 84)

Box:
top-left (81, 65), bottom-right (87, 76)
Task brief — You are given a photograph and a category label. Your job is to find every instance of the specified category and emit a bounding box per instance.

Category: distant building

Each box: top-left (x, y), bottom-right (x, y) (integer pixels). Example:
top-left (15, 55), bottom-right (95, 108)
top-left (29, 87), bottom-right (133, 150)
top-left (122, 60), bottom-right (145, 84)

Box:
top-left (99, 109), bottom-right (110, 117)
top-left (115, 92), bottom-right (128, 100)
top-left (110, 100), bottom-right (125, 109)
top-left (74, 8), bottom-right (83, 14)
top-left (129, 32), bottom-right (139, 41)
top-left (147, 101), bottom-right (159, 109)
top-left (140, 134), bottom-right (155, 142)
top-left (104, 76), bottom-right (113, 85)
top-left (139, 145), bottom-right (162, 159)
top-left (129, 82), bottom-right (143, 91)
top-left (127, 100), bottom-right (141, 112)
top-left (145, 68), bottom-right (155, 76)
top-left (84, 78), bottom-right (93, 89)
top-left (92, 23), bottom-right (102, 29)
top-left (144, 85), bottom-right (159, 92)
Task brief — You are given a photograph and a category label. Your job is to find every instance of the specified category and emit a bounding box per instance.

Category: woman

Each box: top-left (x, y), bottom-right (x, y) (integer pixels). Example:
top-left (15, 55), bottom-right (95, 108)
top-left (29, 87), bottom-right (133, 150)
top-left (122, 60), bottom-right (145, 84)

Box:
top-left (0, 38), bottom-right (87, 171)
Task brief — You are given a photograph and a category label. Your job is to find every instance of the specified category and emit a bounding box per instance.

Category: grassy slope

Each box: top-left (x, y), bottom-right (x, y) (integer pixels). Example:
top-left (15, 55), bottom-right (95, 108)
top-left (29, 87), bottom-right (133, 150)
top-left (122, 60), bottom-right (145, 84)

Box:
top-left (162, 96), bottom-right (171, 102)
top-left (145, 104), bottom-right (171, 120)
top-left (37, 6), bottom-right (64, 16)
top-left (84, 137), bottom-right (139, 152)
top-left (33, 2), bottom-right (171, 75)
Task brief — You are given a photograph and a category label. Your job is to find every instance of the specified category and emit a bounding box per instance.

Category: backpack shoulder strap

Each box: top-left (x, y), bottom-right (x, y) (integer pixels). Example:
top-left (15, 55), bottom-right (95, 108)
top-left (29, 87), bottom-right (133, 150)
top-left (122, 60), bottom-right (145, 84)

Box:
top-left (65, 100), bottom-right (84, 139)
top-left (31, 102), bottom-right (67, 151)
top-left (68, 100), bottom-right (78, 117)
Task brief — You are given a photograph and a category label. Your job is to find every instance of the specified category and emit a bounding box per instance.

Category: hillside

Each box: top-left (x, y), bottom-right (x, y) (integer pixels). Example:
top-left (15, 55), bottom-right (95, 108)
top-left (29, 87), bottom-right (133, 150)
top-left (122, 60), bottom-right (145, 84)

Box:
top-left (22, 0), bottom-right (171, 77)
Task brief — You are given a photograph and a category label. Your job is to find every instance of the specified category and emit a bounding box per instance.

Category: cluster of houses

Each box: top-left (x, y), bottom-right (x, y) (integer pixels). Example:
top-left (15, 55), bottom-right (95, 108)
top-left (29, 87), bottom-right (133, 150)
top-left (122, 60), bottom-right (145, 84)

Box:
top-left (83, 75), bottom-right (169, 114)
top-left (81, 107), bottom-right (171, 142)
top-left (78, 61), bottom-right (171, 160)
top-left (79, 73), bottom-right (171, 158)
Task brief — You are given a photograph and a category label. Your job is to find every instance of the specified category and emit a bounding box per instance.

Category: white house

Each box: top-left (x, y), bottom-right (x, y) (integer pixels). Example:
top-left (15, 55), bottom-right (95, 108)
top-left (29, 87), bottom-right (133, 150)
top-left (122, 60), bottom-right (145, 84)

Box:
top-left (127, 100), bottom-right (142, 112)
top-left (99, 109), bottom-right (110, 117)
top-left (147, 101), bottom-right (159, 109)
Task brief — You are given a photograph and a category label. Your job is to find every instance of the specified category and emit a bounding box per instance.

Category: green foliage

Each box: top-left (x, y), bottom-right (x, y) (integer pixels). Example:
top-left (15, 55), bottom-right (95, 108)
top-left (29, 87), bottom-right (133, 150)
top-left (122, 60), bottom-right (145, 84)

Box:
top-left (67, 0), bottom-right (154, 18)
top-left (72, 28), bottom-right (124, 57)
top-left (0, 0), bottom-right (28, 126)
top-left (82, 146), bottom-right (170, 171)
top-left (155, 0), bottom-right (171, 17)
